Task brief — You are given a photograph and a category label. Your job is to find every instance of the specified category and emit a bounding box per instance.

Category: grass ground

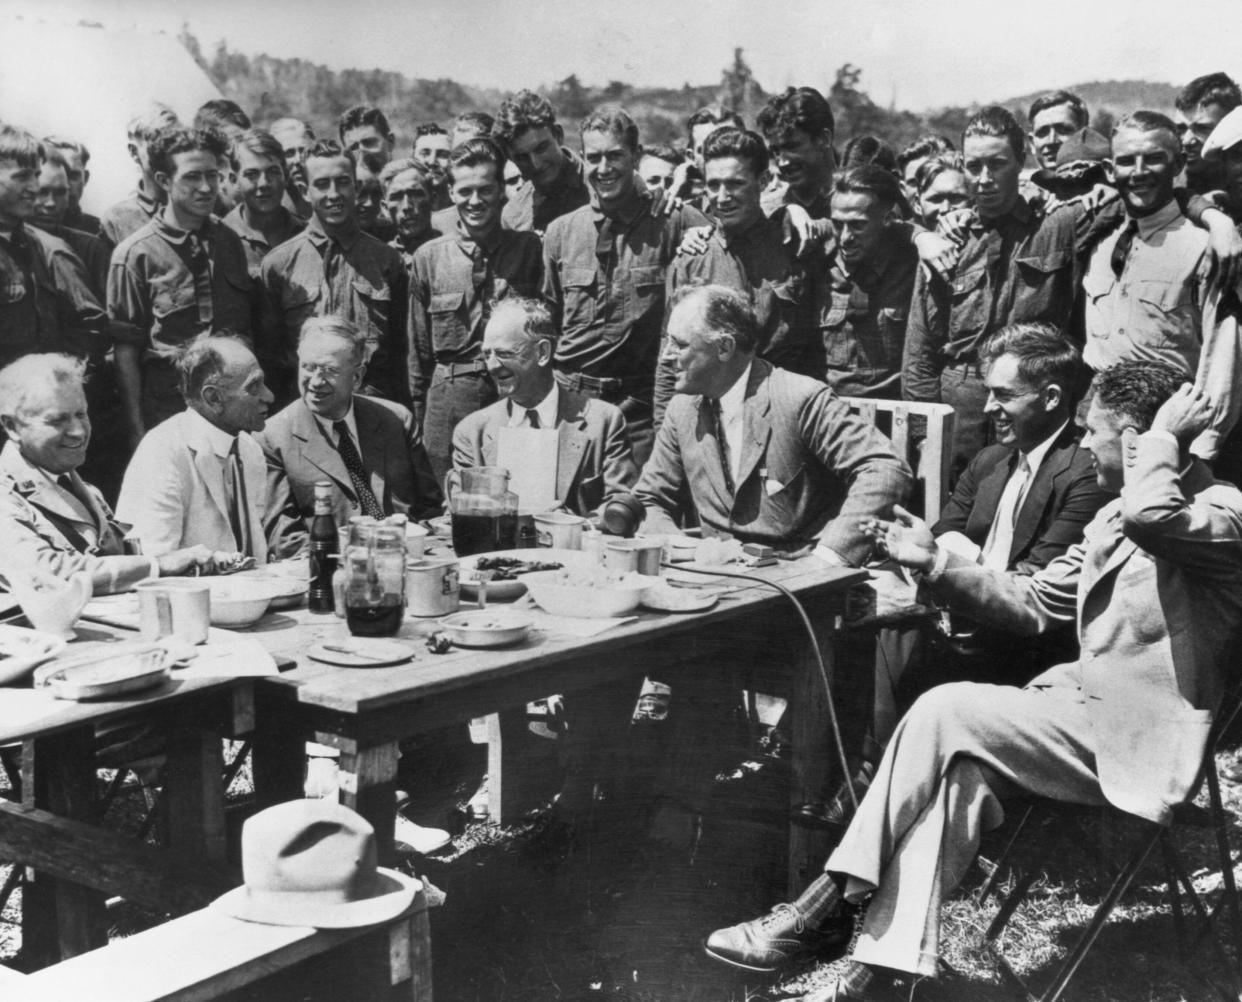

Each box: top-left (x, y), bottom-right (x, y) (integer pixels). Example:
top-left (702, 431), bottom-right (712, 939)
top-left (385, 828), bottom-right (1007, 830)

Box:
top-left (2, 723), bottom-right (1240, 1001)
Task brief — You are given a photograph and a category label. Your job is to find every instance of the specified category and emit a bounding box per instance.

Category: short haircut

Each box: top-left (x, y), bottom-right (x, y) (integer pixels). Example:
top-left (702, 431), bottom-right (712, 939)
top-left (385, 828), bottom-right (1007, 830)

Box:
top-left (270, 117), bottom-right (313, 138)
top-left (0, 353), bottom-right (86, 422)
top-left (979, 322), bottom-right (1084, 405)
top-left (298, 315), bottom-right (368, 365)
top-left (756, 87), bottom-right (835, 145)
top-left (1092, 360), bottom-right (1185, 431)
top-left (38, 141), bottom-right (69, 171)
top-left (178, 333), bottom-right (249, 401)
top-left (228, 129), bottom-right (286, 172)
top-left (897, 134), bottom-right (954, 171)
top-left (669, 283), bottom-right (759, 354)
top-left (379, 157), bottom-right (435, 193)
top-left (305, 138), bottom-right (355, 173)
top-left (126, 103), bottom-right (179, 144)
top-left (449, 138), bottom-right (507, 181)
top-left (452, 112), bottom-right (494, 141)
top-left (493, 90), bottom-right (559, 148)
top-left (1176, 72), bottom-right (1242, 114)
top-left (489, 295), bottom-right (557, 347)
top-left (1027, 90), bottom-right (1090, 129)
top-left (641, 143), bottom-right (684, 166)
top-left (914, 152), bottom-right (966, 195)
top-left (339, 106), bottom-right (391, 142)
top-left (702, 127), bottom-right (768, 176)
top-left (579, 107), bottom-right (640, 153)
top-left (962, 105), bottom-right (1025, 160)
top-left (147, 126), bottom-right (229, 179)
top-left (414, 122), bottom-right (449, 139)
top-left (687, 105), bottom-right (744, 144)
top-left (1113, 110), bottom-right (1181, 148)
top-left (0, 126), bottom-right (43, 169)
top-left (841, 134), bottom-right (899, 174)
top-left (44, 135), bottom-right (91, 167)
top-left (834, 164), bottom-right (904, 213)
top-left (193, 99), bottom-right (251, 133)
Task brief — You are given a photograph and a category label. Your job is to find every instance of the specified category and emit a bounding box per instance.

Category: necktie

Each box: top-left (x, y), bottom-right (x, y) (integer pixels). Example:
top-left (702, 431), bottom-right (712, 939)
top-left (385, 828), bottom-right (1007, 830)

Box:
top-left (707, 398), bottom-right (735, 495)
top-left (227, 438), bottom-right (253, 557)
top-left (57, 474), bottom-right (91, 516)
top-left (1110, 220), bottom-right (1138, 279)
top-left (526, 409), bottom-right (541, 429)
top-left (334, 421), bottom-right (385, 519)
top-left (595, 216), bottom-right (615, 271)
top-left (981, 454), bottom-right (1030, 571)
top-left (188, 232), bottom-right (214, 326)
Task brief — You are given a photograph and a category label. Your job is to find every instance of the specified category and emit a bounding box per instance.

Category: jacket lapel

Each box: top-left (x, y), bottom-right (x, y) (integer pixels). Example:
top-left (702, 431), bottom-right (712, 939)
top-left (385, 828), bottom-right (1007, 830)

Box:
top-left (191, 441), bottom-right (235, 529)
top-left (353, 398), bottom-right (387, 501)
top-left (695, 397), bottom-right (733, 511)
top-left (1010, 426), bottom-right (1074, 560)
top-left (554, 387), bottom-right (588, 504)
top-left (292, 402), bottom-right (352, 495)
top-left (734, 363), bottom-right (772, 490)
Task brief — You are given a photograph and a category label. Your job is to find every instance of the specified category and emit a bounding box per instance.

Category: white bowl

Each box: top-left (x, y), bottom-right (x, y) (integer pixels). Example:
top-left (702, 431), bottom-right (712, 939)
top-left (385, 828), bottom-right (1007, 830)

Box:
top-left (206, 580), bottom-right (276, 628)
top-left (522, 569), bottom-right (649, 618)
top-left (437, 611), bottom-right (531, 647)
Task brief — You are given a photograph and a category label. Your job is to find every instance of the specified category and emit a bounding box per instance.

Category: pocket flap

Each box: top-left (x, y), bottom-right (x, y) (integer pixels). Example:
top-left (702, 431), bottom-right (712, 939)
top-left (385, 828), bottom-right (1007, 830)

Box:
top-left (352, 278), bottom-right (391, 303)
top-left (1015, 250), bottom-right (1070, 274)
top-left (629, 265), bottom-right (665, 287)
top-left (563, 266), bottom-right (597, 289)
top-left (429, 290), bottom-right (465, 312)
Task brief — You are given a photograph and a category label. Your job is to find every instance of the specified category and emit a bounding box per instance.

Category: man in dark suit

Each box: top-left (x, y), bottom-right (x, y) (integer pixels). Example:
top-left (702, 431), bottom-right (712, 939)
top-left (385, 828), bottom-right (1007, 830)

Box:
top-left (258, 316), bottom-right (441, 558)
top-left (452, 295), bottom-right (638, 516)
top-left (706, 361), bottom-right (1242, 1001)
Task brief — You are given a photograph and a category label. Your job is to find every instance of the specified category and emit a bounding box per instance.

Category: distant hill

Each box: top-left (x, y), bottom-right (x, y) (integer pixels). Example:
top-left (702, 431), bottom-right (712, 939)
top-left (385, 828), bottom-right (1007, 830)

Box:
top-left (1003, 79), bottom-right (1179, 123)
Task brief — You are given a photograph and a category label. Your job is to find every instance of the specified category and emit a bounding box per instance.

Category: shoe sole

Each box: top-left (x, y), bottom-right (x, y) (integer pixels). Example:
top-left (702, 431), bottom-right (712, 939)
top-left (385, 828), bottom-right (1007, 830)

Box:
top-left (701, 942), bottom-right (781, 974)
top-left (702, 930), bottom-right (852, 975)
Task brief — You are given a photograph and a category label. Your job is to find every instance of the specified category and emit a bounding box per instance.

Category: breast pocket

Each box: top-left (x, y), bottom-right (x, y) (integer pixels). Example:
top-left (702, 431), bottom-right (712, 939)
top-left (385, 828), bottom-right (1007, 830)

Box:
top-left (1135, 279), bottom-right (1196, 351)
top-left (820, 292), bottom-right (856, 369)
top-left (152, 279), bottom-right (197, 320)
top-left (1014, 250), bottom-right (1071, 315)
top-left (560, 266), bottom-right (597, 331)
top-left (627, 265), bottom-right (666, 331)
top-left (762, 463), bottom-right (808, 518)
top-left (948, 265), bottom-right (988, 338)
top-left (427, 289), bottom-right (471, 353)
top-left (351, 277), bottom-right (392, 336)
top-left (217, 268), bottom-right (254, 331)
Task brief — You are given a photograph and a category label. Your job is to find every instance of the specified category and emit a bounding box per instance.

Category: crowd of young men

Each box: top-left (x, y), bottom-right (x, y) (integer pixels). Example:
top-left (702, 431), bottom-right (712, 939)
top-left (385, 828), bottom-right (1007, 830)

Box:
top-left (3, 69), bottom-right (1242, 999)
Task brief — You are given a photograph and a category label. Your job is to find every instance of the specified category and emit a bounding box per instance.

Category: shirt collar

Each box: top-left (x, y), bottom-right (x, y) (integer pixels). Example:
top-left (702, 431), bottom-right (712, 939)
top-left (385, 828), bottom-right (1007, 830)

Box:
top-left (842, 226), bottom-right (899, 284)
top-left (972, 195), bottom-right (1033, 232)
top-left (186, 406), bottom-right (240, 458)
top-left (307, 215), bottom-right (361, 252)
top-left (715, 213), bottom-right (769, 250)
top-left (506, 381), bottom-right (559, 429)
top-left (715, 361), bottom-right (753, 424)
top-left (311, 401), bottom-right (358, 446)
top-left (453, 221), bottom-right (504, 256)
top-left (153, 212), bottom-right (210, 246)
top-left (1133, 198), bottom-right (1183, 239)
top-left (592, 185), bottom-right (649, 226)
top-left (135, 181), bottom-right (162, 214)
top-left (1020, 419), bottom-right (1069, 479)
top-left (9, 445), bottom-right (63, 492)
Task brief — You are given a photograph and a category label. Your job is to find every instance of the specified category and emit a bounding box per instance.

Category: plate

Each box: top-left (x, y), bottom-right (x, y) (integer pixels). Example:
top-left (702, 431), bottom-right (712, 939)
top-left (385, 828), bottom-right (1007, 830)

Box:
top-left (437, 611), bottom-right (532, 647)
top-left (457, 549), bottom-right (589, 600)
top-left (640, 583), bottom-right (719, 613)
top-left (0, 624), bottom-right (68, 685)
top-left (306, 639), bottom-right (415, 668)
top-left (35, 642), bottom-right (170, 700)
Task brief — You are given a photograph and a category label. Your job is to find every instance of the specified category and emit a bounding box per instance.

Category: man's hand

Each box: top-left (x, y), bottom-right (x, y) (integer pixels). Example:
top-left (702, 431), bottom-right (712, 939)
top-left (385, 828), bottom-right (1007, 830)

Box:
top-left (676, 224), bottom-right (714, 257)
top-left (1204, 209), bottom-right (1242, 293)
top-left (859, 504), bottom-right (938, 572)
top-left (1150, 383), bottom-right (1213, 444)
top-left (914, 229), bottom-right (961, 279)
top-left (647, 180), bottom-right (684, 217)
top-left (156, 545), bottom-right (217, 576)
top-left (782, 203), bottom-right (830, 258)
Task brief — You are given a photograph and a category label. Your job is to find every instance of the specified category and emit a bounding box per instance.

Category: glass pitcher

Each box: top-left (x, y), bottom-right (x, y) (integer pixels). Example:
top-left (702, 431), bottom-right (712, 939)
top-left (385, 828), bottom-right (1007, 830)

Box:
top-left (343, 517), bottom-right (407, 636)
top-left (445, 466), bottom-right (519, 556)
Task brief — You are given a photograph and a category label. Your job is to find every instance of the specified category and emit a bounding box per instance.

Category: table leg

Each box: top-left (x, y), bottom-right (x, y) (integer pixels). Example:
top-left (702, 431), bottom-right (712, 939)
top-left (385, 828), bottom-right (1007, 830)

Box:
top-left (161, 726), bottom-right (227, 862)
top-left (251, 687), bottom-right (307, 810)
top-left (486, 708), bottom-right (558, 824)
top-left (338, 743), bottom-right (400, 865)
top-left (21, 729), bottom-right (108, 966)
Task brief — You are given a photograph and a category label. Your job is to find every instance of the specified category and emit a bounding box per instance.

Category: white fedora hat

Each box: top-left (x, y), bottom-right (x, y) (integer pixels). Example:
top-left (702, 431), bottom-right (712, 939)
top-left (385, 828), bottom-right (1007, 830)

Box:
top-left (213, 799), bottom-right (420, 928)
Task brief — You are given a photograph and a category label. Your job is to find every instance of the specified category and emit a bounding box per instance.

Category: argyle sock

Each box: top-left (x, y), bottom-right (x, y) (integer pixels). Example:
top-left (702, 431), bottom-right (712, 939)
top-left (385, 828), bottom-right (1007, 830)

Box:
top-left (792, 871), bottom-right (849, 927)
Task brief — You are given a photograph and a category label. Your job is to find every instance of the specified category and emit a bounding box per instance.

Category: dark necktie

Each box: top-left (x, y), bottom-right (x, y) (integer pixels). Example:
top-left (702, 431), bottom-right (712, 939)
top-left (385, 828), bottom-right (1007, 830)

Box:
top-left (707, 399), bottom-right (735, 495)
top-left (1110, 220), bottom-right (1139, 279)
top-left (595, 216), bottom-right (615, 271)
top-left (57, 474), bottom-right (93, 524)
top-left (227, 438), bottom-right (253, 557)
top-left (188, 232), bottom-right (214, 326)
top-left (334, 421), bottom-right (385, 519)
top-left (526, 409), bottom-right (541, 429)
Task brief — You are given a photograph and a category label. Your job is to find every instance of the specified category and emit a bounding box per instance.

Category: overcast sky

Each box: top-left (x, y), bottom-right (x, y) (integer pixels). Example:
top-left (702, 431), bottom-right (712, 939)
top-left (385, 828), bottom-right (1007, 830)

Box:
top-left (9, 0), bottom-right (1241, 111)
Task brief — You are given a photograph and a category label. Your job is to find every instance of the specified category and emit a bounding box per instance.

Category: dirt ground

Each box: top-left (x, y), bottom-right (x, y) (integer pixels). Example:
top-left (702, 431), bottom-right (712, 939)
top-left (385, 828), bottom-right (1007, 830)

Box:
top-left (2, 718), bottom-right (1240, 1002)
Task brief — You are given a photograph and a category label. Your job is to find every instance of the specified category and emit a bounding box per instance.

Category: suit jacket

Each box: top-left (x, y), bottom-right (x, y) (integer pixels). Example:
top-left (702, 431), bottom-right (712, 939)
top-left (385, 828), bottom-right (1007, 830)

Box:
top-left (0, 442), bottom-right (152, 594)
top-left (933, 423), bottom-right (1114, 574)
top-left (635, 359), bottom-right (912, 562)
top-left (935, 433), bottom-right (1242, 823)
top-left (257, 394), bottom-right (442, 558)
top-left (451, 386), bottom-right (638, 516)
top-left (116, 409), bottom-right (269, 563)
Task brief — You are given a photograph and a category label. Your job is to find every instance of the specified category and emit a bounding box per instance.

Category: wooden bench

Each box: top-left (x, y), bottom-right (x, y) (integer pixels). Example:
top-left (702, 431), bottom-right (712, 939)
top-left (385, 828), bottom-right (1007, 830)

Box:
top-left (3, 883), bottom-right (433, 1001)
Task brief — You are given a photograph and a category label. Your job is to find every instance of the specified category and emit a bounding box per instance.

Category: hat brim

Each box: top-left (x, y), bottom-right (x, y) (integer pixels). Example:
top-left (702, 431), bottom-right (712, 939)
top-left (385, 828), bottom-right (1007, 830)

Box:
top-left (211, 868), bottom-right (420, 929)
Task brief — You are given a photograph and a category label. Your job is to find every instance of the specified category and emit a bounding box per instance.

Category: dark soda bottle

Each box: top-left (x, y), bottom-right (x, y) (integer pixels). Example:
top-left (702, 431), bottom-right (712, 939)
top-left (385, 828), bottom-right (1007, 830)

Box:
top-left (308, 481), bottom-right (338, 613)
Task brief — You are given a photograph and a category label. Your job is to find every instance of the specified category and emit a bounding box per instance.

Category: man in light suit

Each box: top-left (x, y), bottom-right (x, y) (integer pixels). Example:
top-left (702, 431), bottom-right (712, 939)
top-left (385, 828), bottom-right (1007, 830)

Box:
top-left (705, 361), bottom-right (1242, 1001)
top-left (258, 316), bottom-right (441, 558)
top-left (117, 334), bottom-right (273, 562)
top-left (452, 296), bottom-right (638, 516)
top-left (0, 353), bottom-right (220, 593)
top-left (636, 283), bottom-right (911, 561)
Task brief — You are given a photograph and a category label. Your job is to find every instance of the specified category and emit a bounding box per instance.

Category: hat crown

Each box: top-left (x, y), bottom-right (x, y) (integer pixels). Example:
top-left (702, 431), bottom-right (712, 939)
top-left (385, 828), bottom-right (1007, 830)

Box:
top-left (243, 801), bottom-right (380, 903)
top-left (1055, 128), bottom-right (1111, 168)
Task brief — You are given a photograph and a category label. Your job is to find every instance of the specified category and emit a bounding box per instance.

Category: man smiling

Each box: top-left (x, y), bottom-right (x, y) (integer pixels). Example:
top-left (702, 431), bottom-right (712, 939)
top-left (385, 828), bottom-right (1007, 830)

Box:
top-left (221, 129), bottom-right (304, 280)
top-left (494, 91), bottom-right (591, 234)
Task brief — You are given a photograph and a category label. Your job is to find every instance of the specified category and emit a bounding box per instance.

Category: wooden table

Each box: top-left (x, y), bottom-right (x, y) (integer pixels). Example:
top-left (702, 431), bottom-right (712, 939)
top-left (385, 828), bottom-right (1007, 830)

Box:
top-left (247, 557), bottom-right (867, 895)
top-left (0, 623), bottom-right (254, 967)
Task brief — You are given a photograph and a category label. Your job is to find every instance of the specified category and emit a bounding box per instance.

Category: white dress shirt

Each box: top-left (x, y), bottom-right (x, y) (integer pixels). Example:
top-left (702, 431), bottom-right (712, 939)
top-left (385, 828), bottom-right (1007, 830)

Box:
top-left (978, 421), bottom-right (1067, 570)
top-left (505, 382), bottom-right (559, 429)
top-left (714, 361), bottom-right (752, 489)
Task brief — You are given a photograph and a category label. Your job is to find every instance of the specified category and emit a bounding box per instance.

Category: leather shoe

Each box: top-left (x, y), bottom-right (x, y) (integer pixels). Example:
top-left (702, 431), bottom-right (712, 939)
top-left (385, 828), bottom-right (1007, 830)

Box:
top-left (703, 902), bottom-right (852, 973)
top-left (822, 762), bottom-right (875, 830)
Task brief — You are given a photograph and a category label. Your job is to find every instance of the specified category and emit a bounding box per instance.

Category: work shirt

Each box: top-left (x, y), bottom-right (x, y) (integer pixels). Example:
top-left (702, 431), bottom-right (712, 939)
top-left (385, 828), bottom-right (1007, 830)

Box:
top-left (108, 214), bottom-right (254, 359)
top-left (36, 223), bottom-right (109, 299)
top-left (818, 224), bottom-right (919, 399)
top-left (221, 204), bottom-right (305, 280)
top-left (389, 226), bottom-right (444, 273)
top-left (258, 218), bottom-right (409, 407)
top-left (408, 225), bottom-right (543, 407)
top-left (903, 196), bottom-right (1082, 403)
top-left (542, 188), bottom-right (709, 400)
top-left (62, 205), bottom-right (102, 238)
top-left (761, 178), bottom-right (833, 221)
top-left (503, 148), bottom-right (591, 234)
top-left (654, 214), bottom-right (815, 424)
top-left (100, 185), bottom-right (162, 251)
top-left (0, 224), bottom-right (109, 366)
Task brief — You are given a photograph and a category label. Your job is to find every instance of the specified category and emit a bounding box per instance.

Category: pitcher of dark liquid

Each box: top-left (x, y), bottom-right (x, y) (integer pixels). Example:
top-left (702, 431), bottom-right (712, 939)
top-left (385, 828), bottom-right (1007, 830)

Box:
top-left (445, 466), bottom-right (519, 556)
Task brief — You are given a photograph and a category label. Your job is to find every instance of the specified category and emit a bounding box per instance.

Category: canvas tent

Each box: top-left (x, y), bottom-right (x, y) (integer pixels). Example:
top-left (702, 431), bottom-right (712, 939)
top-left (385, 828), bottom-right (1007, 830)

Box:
top-left (0, 14), bottom-right (221, 215)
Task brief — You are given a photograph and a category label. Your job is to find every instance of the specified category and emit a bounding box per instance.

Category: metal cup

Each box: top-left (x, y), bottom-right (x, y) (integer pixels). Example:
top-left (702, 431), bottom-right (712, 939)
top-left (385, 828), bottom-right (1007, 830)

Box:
top-left (135, 578), bottom-right (211, 645)
top-left (406, 557), bottom-right (460, 617)
top-left (534, 511), bottom-right (585, 550)
top-left (601, 539), bottom-right (639, 573)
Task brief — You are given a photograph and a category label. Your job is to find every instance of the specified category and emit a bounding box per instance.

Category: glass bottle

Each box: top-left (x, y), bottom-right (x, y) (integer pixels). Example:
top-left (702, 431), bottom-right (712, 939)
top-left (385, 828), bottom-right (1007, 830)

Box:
top-left (308, 481), bottom-right (337, 613)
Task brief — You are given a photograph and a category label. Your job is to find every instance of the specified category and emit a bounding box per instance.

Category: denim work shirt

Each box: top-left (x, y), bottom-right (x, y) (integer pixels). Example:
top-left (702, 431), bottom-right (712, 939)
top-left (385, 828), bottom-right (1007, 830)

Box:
top-left (407, 226), bottom-right (544, 406)
top-left (107, 214), bottom-right (253, 359)
top-left (502, 148), bottom-right (590, 234)
top-left (258, 219), bottom-right (409, 405)
top-left (542, 188), bottom-right (709, 400)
